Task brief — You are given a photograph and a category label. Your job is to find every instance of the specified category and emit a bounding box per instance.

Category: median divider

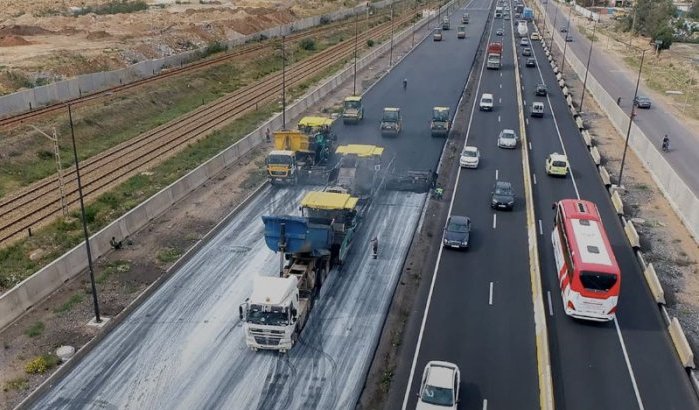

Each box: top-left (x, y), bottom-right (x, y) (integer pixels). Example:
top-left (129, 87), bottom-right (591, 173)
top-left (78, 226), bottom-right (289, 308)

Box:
top-left (599, 166), bottom-right (611, 188)
top-left (624, 219), bottom-right (641, 249)
top-left (575, 116), bottom-right (584, 130)
top-left (0, 10), bottom-right (436, 331)
top-left (669, 317), bottom-right (696, 369)
top-left (589, 146), bottom-right (601, 165)
top-left (611, 189), bottom-right (624, 215)
top-left (643, 263), bottom-right (666, 304)
top-left (581, 130), bottom-right (592, 147)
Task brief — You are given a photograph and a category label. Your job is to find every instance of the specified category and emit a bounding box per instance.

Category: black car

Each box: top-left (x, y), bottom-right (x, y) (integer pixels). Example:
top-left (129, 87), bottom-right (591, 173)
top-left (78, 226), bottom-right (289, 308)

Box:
top-left (565, 35), bottom-right (574, 42)
top-left (491, 181), bottom-right (515, 210)
top-left (634, 96), bottom-right (652, 109)
top-left (560, 26), bottom-right (568, 32)
top-left (522, 47), bottom-right (532, 56)
top-left (535, 83), bottom-right (547, 96)
top-left (526, 58), bottom-right (536, 67)
top-left (442, 215), bottom-right (471, 249)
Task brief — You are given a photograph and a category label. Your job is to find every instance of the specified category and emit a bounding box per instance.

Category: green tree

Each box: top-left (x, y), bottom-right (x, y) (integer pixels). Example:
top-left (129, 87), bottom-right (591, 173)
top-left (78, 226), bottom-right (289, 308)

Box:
top-left (653, 24), bottom-right (673, 50)
top-left (689, 0), bottom-right (699, 19)
top-left (621, 0), bottom-right (677, 37)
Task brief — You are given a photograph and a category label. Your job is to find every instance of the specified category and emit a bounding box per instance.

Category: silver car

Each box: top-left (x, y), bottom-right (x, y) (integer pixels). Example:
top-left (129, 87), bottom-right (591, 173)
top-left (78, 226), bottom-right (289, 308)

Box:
top-left (497, 129), bottom-right (518, 148)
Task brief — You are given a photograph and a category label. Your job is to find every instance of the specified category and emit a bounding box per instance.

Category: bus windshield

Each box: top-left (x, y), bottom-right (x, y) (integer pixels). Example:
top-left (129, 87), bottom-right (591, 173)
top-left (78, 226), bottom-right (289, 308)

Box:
top-left (580, 271), bottom-right (617, 291)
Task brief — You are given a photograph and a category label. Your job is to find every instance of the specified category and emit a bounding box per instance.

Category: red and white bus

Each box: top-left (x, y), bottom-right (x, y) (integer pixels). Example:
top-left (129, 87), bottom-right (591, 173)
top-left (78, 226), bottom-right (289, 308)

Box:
top-left (552, 199), bottom-right (621, 321)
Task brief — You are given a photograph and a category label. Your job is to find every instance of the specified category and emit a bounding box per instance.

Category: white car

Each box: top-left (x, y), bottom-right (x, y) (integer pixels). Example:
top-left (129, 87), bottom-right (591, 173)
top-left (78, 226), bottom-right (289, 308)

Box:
top-left (479, 93), bottom-right (494, 111)
top-left (459, 146), bottom-right (480, 168)
top-left (417, 361), bottom-right (460, 409)
top-left (497, 128), bottom-right (518, 149)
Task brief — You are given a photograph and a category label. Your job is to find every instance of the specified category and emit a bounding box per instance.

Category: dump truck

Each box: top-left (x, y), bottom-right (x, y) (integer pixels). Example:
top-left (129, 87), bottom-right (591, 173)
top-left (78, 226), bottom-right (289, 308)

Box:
top-left (240, 191), bottom-right (362, 352)
top-left (342, 96), bottom-right (364, 123)
top-left (486, 42), bottom-right (503, 69)
top-left (430, 106), bottom-right (451, 137)
top-left (265, 130), bottom-right (334, 185)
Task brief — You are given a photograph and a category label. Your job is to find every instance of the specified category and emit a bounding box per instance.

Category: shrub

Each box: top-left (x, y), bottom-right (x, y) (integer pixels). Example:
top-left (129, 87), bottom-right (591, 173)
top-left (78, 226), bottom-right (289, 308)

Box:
top-left (25, 354), bottom-right (60, 374)
top-left (366, 39), bottom-right (375, 47)
top-left (299, 38), bottom-right (316, 51)
top-left (25, 321), bottom-right (45, 338)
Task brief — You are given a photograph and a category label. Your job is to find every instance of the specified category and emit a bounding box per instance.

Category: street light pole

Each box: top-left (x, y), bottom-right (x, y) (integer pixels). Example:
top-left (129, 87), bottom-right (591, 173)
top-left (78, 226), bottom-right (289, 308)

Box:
top-left (68, 105), bottom-right (101, 324)
top-left (618, 48), bottom-right (648, 187)
top-left (559, 4), bottom-right (573, 72)
top-left (579, 17), bottom-right (597, 112)
top-left (549, 6), bottom-right (559, 50)
top-left (353, 12), bottom-right (359, 95)
top-left (389, 4), bottom-right (394, 66)
top-left (281, 34), bottom-right (286, 129)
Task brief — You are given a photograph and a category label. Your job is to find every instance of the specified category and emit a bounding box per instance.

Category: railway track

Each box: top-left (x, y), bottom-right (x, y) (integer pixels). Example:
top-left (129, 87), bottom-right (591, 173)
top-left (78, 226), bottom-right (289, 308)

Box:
top-left (0, 9), bottom-right (419, 246)
top-left (0, 11), bottom-right (390, 129)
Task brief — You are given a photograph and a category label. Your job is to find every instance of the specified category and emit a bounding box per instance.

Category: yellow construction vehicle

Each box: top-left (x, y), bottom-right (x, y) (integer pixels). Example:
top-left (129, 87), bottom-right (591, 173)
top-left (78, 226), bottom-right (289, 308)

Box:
top-left (265, 130), bottom-right (334, 185)
top-left (342, 96), bottom-right (364, 124)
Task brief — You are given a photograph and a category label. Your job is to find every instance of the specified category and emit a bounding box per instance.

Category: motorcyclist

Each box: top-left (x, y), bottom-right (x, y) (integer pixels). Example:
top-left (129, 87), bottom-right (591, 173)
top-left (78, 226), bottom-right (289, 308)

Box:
top-left (403, 78), bottom-right (408, 89)
top-left (662, 134), bottom-right (670, 151)
top-left (370, 236), bottom-right (379, 259)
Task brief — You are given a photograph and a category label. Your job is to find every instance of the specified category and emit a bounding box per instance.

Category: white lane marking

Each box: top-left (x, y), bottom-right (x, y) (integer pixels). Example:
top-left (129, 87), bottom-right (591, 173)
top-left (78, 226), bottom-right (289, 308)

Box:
top-left (492, 213), bottom-right (497, 229)
top-left (489, 282), bottom-right (494, 305)
top-left (538, 219), bottom-right (543, 235)
top-left (499, 97), bottom-right (502, 104)
top-left (547, 291), bottom-right (554, 316)
top-left (528, 141), bottom-right (532, 150)
top-left (499, 83), bottom-right (503, 89)
top-left (401, 0), bottom-right (487, 406)
top-left (523, 99), bottom-right (527, 106)
top-left (533, 173), bottom-right (537, 184)
top-left (526, 118), bottom-right (529, 126)
top-left (614, 318), bottom-right (646, 410)
top-left (483, 399), bottom-right (488, 410)
top-left (500, 72), bottom-right (503, 77)
top-left (498, 115), bottom-right (501, 122)
top-left (495, 169), bottom-right (499, 180)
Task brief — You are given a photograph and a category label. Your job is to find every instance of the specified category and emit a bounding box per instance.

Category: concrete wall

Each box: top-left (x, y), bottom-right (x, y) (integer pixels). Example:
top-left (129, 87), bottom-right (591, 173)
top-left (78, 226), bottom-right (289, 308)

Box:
top-left (540, 0), bottom-right (699, 243)
top-left (0, 0), bottom-right (396, 118)
top-left (0, 7), bottom-right (435, 331)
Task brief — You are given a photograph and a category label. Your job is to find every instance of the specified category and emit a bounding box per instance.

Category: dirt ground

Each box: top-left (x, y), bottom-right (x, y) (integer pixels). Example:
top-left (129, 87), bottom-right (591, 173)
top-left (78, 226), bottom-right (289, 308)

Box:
top-left (0, 0), bottom-right (361, 94)
top-left (544, 29), bottom-right (699, 355)
top-left (0, 17), bottom-right (416, 408)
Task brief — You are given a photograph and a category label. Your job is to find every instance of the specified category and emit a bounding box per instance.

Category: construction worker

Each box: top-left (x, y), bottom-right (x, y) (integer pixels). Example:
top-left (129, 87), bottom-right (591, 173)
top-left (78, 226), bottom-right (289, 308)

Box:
top-left (370, 236), bottom-right (379, 259)
top-left (110, 236), bottom-right (123, 250)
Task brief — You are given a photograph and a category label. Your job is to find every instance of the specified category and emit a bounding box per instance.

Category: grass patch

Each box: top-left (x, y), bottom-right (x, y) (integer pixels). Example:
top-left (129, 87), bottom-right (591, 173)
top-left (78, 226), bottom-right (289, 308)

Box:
top-left (3, 377), bottom-right (28, 392)
top-left (53, 293), bottom-right (84, 314)
top-left (157, 247), bottom-right (182, 263)
top-left (73, 1), bottom-right (148, 16)
top-left (380, 369), bottom-right (394, 393)
top-left (97, 260), bottom-right (131, 284)
top-left (25, 354), bottom-right (60, 374)
top-left (25, 321), bottom-right (45, 338)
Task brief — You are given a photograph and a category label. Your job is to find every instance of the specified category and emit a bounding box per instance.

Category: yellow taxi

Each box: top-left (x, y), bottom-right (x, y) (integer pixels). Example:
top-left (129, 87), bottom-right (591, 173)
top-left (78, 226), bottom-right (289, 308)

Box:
top-left (545, 153), bottom-right (569, 177)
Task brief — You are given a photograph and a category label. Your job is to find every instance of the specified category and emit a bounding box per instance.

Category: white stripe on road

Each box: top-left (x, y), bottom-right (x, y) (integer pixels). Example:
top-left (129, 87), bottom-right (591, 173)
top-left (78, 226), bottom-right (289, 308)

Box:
top-left (528, 141), bottom-right (532, 150)
top-left (500, 83), bottom-right (503, 89)
top-left (499, 97), bottom-right (502, 104)
top-left (483, 399), bottom-right (488, 410)
top-left (489, 282), bottom-right (494, 305)
top-left (533, 174), bottom-right (537, 184)
top-left (498, 115), bottom-right (501, 123)
top-left (495, 169), bottom-right (499, 180)
top-left (547, 291), bottom-right (554, 316)
top-left (615, 318), bottom-right (646, 410)
top-left (492, 213), bottom-right (497, 229)
top-left (538, 219), bottom-right (543, 235)
top-left (526, 118), bottom-right (529, 126)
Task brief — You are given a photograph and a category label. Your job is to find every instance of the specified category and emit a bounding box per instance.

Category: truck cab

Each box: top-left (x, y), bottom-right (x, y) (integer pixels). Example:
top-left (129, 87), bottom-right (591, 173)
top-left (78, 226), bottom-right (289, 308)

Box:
top-left (266, 129), bottom-right (334, 185)
top-left (380, 107), bottom-right (401, 137)
top-left (431, 106), bottom-right (451, 137)
top-left (265, 149), bottom-right (298, 185)
top-left (342, 96), bottom-right (364, 123)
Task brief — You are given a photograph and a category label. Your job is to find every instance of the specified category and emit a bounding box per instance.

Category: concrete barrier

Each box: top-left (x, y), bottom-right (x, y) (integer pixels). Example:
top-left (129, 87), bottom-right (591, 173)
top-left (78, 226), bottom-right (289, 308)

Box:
top-left (611, 190), bottom-right (624, 215)
top-left (599, 166), bottom-right (611, 188)
top-left (624, 220), bottom-right (640, 248)
top-left (558, 79), bottom-right (565, 88)
top-left (0, 10), bottom-right (435, 331)
top-left (575, 116), bottom-right (584, 130)
top-left (643, 263), bottom-right (666, 304)
top-left (590, 146), bottom-right (601, 165)
top-left (669, 317), bottom-right (696, 369)
top-left (562, 86), bottom-right (569, 95)
top-left (582, 130), bottom-right (592, 147)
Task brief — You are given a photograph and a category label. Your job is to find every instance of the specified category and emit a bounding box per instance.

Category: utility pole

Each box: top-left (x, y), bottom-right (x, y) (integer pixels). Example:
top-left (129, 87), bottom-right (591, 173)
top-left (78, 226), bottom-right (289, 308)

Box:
top-left (30, 125), bottom-right (67, 217)
top-left (550, 6), bottom-right (559, 50)
top-left (281, 34), bottom-right (286, 129)
top-left (559, 4), bottom-right (573, 72)
top-left (389, 4), bottom-right (395, 66)
top-left (68, 104), bottom-right (101, 324)
top-left (353, 12), bottom-right (359, 95)
top-left (619, 49), bottom-right (648, 187)
top-left (579, 17), bottom-right (597, 112)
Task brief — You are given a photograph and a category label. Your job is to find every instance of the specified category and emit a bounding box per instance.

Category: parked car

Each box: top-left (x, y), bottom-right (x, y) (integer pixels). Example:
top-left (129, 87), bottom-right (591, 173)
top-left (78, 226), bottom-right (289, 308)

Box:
top-left (497, 128), bottom-right (518, 149)
top-left (522, 47), bottom-right (532, 56)
top-left (520, 38), bottom-right (529, 46)
top-left (417, 361), bottom-right (460, 410)
top-left (634, 96), bottom-right (652, 109)
top-left (479, 93), bottom-right (494, 111)
top-left (526, 57), bottom-right (536, 67)
top-left (459, 146), bottom-right (480, 168)
top-left (531, 101), bottom-right (545, 117)
top-left (491, 181), bottom-right (515, 210)
top-left (442, 215), bottom-right (471, 249)
top-left (535, 83), bottom-right (547, 96)
top-left (545, 153), bottom-right (569, 177)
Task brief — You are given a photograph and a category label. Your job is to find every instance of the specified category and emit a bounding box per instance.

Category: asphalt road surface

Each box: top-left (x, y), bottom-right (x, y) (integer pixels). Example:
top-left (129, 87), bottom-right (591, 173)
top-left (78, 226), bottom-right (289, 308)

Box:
top-left (31, 1), bottom-right (484, 408)
top-left (538, 0), bottom-right (699, 195)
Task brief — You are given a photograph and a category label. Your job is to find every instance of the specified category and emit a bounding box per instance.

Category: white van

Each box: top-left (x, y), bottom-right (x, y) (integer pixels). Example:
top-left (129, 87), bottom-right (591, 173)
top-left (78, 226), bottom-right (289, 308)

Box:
top-left (479, 93), bottom-right (494, 111)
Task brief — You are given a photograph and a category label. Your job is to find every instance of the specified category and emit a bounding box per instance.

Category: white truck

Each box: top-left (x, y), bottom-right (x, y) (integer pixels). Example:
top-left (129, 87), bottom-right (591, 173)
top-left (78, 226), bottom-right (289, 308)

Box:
top-left (517, 21), bottom-right (528, 38)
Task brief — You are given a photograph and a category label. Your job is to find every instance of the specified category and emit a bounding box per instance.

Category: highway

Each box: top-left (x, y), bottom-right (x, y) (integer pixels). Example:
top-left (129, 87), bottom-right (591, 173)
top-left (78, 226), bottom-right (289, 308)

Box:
top-left (521, 17), bottom-right (698, 410)
top-left (393, 2), bottom-right (541, 409)
top-left (536, 0), bottom-right (699, 195)
top-left (30, 1), bottom-right (485, 408)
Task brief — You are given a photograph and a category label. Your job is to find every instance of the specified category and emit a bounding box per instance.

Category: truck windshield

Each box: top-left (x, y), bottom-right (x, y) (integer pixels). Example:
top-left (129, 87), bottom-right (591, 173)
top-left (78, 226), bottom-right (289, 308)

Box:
top-left (345, 100), bottom-right (361, 109)
top-left (433, 111), bottom-right (449, 121)
top-left (580, 271), bottom-right (617, 292)
top-left (383, 111), bottom-right (399, 122)
top-left (247, 304), bottom-right (289, 326)
top-left (266, 154), bottom-right (293, 165)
